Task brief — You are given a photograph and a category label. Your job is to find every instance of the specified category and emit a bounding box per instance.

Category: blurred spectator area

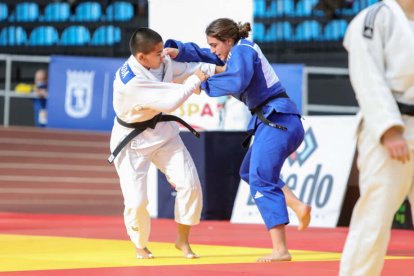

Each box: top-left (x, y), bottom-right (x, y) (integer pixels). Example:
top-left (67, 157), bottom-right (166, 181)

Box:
top-left (253, 0), bottom-right (379, 66)
top-left (0, 0), bottom-right (379, 64)
top-left (0, 0), bottom-right (148, 57)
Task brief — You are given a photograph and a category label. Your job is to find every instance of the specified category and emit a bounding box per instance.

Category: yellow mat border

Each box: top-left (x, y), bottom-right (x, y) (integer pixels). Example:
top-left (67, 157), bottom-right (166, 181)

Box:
top-left (0, 234), bottom-right (412, 272)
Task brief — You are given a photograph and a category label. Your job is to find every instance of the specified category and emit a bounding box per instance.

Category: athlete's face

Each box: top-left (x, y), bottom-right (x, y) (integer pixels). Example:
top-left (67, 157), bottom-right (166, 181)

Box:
top-left (137, 42), bottom-right (165, 69)
top-left (207, 36), bottom-right (234, 62)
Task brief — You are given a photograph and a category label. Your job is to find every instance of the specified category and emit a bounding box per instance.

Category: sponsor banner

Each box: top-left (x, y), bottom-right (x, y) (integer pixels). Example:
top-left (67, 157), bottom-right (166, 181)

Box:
top-left (174, 64), bottom-right (304, 131)
top-left (170, 92), bottom-right (221, 131)
top-left (48, 55), bottom-right (123, 131)
top-left (231, 116), bottom-right (357, 228)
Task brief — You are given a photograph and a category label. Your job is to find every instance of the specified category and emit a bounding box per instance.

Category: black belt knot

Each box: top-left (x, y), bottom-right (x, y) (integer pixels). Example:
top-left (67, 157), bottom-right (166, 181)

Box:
top-left (108, 114), bottom-right (199, 164)
top-left (250, 92), bottom-right (289, 113)
top-left (242, 92), bottom-right (289, 148)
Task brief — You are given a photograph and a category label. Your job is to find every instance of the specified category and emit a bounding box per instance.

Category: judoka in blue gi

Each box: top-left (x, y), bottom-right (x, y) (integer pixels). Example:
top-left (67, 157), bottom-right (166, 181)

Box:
top-left (165, 18), bottom-right (311, 262)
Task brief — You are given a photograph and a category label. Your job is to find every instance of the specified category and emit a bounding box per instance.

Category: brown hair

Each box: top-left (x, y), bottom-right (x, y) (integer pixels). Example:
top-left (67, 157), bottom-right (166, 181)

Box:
top-left (129, 27), bottom-right (163, 55)
top-left (205, 18), bottom-right (251, 43)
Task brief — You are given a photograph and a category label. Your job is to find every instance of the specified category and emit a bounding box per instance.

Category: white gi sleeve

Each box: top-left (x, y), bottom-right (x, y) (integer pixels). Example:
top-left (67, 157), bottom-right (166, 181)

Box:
top-left (171, 60), bottom-right (216, 81)
top-left (343, 8), bottom-right (404, 142)
top-left (124, 75), bottom-right (201, 113)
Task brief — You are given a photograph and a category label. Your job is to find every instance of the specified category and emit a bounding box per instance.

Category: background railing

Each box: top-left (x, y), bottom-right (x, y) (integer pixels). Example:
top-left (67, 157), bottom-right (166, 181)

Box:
top-left (0, 54), bottom-right (50, 127)
top-left (0, 54), bottom-right (358, 128)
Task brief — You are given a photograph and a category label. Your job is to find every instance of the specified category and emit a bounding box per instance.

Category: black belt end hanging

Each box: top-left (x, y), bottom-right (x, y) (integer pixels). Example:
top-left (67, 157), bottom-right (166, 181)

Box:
top-left (250, 92), bottom-right (289, 132)
top-left (242, 132), bottom-right (253, 149)
top-left (107, 154), bottom-right (115, 164)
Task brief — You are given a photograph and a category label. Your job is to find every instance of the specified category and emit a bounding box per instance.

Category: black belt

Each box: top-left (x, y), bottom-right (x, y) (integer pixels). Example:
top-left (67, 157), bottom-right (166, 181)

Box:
top-left (108, 113), bottom-right (199, 164)
top-left (397, 102), bottom-right (414, 116)
top-left (242, 92), bottom-right (290, 148)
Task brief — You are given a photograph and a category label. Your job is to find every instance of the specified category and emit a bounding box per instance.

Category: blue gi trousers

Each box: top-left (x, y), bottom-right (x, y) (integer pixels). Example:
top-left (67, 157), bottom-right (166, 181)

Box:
top-left (240, 112), bottom-right (304, 230)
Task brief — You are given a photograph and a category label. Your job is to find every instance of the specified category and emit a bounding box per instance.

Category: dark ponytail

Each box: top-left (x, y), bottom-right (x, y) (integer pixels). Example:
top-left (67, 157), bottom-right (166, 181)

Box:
top-left (205, 18), bottom-right (251, 42)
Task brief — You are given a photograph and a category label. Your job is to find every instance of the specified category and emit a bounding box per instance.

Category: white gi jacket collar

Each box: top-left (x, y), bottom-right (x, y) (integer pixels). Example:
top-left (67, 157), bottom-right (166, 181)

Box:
top-left (126, 55), bottom-right (174, 83)
top-left (386, 0), bottom-right (414, 40)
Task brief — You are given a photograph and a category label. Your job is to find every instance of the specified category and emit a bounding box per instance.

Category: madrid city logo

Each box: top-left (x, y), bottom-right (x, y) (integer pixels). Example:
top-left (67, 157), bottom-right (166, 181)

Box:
top-left (65, 70), bottom-right (95, 118)
top-left (288, 127), bottom-right (317, 166)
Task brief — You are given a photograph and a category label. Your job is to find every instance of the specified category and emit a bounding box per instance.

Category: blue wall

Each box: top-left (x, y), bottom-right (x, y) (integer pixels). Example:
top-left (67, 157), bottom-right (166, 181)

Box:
top-left (48, 55), bottom-right (122, 131)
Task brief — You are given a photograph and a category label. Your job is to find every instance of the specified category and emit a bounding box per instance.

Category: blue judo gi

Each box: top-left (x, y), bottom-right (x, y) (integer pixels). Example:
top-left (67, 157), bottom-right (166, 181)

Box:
top-left (165, 39), bottom-right (304, 230)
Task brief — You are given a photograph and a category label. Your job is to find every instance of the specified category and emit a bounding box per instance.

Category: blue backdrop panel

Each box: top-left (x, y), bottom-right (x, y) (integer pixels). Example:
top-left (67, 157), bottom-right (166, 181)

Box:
top-left (48, 55), bottom-right (123, 131)
top-left (273, 64), bottom-right (303, 112)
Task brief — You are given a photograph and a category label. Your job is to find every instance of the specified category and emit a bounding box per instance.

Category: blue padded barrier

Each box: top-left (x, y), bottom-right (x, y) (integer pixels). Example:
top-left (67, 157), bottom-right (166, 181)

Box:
top-left (253, 22), bottom-right (266, 42)
top-left (272, 21), bottom-right (293, 41)
top-left (295, 0), bottom-right (320, 17)
top-left (254, 21), bottom-right (293, 42)
top-left (42, 2), bottom-right (70, 22)
top-left (254, 0), bottom-right (266, 17)
top-left (0, 3), bottom-right (8, 22)
top-left (323, 19), bottom-right (348, 41)
top-left (106, 1), bottom-right (134, 21)
top-left (71, 2), bottom-right (102, 22)
top-left (29, 26), bottom-right (59, 46)
top-left (294, 20), bottom-right (323, 41)
top-left (275, 0), bottom-right (296, 17)
top-left (91, 25), bottom-right (121, 45)
top-left (0, 26), bottom-right (27, 46)
top-left (60, 25), bottom-right (90, 46)
top-left (10, 2), bottom-right (39, 22)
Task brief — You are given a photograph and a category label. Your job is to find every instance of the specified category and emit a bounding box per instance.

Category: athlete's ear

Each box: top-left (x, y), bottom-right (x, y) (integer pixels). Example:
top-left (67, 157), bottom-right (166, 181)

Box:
top-left (136, 53), bottom-right (145, 62)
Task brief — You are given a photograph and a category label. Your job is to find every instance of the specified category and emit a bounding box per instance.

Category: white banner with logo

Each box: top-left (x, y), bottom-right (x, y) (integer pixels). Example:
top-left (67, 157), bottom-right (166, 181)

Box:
top-left (169, 93), bottom-right (222, 131)
top-left (231, 116), bottom-right (357, 228)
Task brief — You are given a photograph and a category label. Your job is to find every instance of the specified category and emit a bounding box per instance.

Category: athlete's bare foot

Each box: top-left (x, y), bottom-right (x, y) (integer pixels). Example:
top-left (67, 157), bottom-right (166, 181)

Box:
top-left (297, 204), bottom-right (311, 231)
top-left (257, 252), bottom-right (292, 262)
top-left (136, 247), bottom-right (154, 259)
top-left (175, 241), bottom-right (199, 259)
top-left (175, 223), bottom-right (199, 259)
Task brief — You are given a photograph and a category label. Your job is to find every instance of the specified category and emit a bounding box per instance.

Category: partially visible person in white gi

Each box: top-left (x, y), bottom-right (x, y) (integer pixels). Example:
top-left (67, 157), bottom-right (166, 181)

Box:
top-left (109, 27), bottom-right (217, 259)
top-left (340, 0), bottom-right (414, 275)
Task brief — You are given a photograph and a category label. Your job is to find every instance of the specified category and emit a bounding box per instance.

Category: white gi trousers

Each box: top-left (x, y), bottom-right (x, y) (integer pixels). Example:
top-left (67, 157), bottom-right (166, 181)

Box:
top-left (340, 120), bottom-right (414, 276)
top-left (114, 135), bottom-right (202, 249)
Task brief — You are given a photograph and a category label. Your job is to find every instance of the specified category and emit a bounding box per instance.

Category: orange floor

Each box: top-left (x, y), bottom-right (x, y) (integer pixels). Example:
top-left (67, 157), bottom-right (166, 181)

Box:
top-left (1, 212), bottom-right (414, 275)
top-left (1, 127), bottom-right (413, 275)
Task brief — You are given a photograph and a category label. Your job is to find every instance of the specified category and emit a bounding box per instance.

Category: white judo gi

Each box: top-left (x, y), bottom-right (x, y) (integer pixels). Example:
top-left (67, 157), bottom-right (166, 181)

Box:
top-left (340, 0), bottom-right (414, 275)
top-left (110, 54), bottom-right (215, 249)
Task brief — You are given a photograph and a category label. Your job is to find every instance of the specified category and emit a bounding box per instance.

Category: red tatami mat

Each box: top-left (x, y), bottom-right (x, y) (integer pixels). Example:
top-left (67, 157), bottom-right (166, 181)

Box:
top-left (1, 212), bottom-right (414, 275)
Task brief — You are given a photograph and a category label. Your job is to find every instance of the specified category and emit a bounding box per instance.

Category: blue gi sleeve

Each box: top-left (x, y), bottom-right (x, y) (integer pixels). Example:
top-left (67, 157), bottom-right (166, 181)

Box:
top-left (164, 39), bottom-right (224, 65)
top-left (201, 45), bottom-right (255, 98)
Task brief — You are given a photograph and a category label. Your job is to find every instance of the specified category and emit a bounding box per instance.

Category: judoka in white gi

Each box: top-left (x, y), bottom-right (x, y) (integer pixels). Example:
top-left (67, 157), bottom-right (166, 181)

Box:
top-left (109, 27), bottom-right (216, 259)
top-left (340, 0), bottom-right (414, 275)
top-left (165, 18), bottom-right (312, 262)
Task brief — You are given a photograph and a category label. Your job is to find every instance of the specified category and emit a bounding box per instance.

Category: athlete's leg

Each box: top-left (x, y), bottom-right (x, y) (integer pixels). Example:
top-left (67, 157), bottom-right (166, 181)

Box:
top-left (249, 113), bottom-right (304, 261)
top-left (241, 132), bottom-right (311, 230)
top-left (282, 185), bottom-right (311, 231)
top-left (257, 224), bottom-right (292, 262)
top-left (152, 136), bottom-right (202, 258)
top-left (340, 126), bottom-right (414, 276)
top-left (115, 145), bottom-right (153, 259)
